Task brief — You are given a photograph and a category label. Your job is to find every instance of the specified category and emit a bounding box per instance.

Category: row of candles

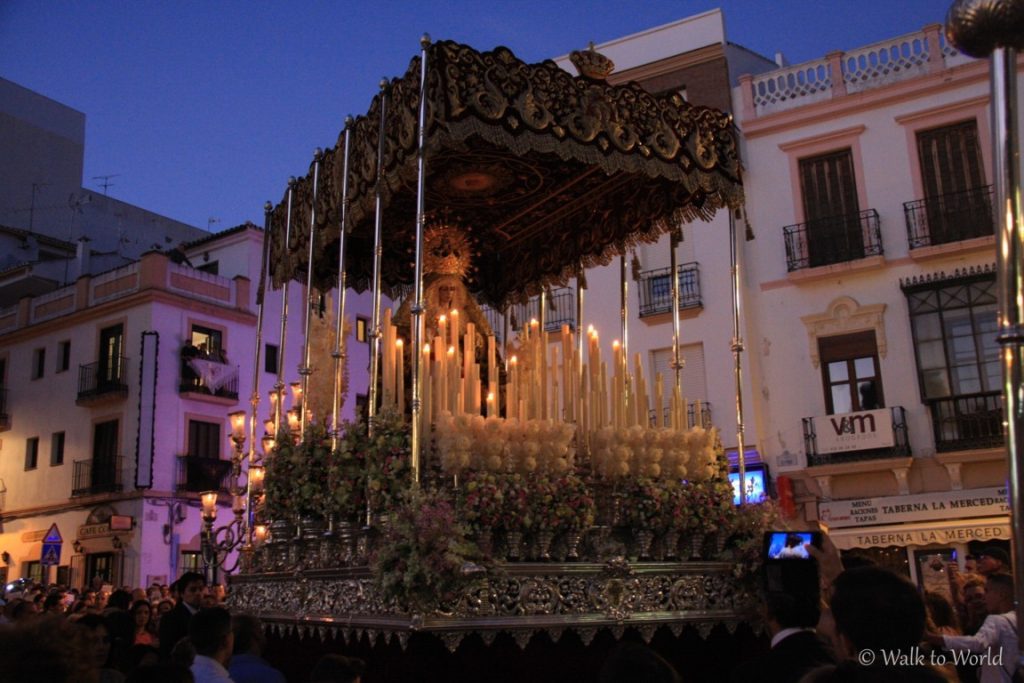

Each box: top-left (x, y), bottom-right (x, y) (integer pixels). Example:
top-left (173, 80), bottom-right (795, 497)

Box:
top-left (377, 307), bottom-right (700, 432)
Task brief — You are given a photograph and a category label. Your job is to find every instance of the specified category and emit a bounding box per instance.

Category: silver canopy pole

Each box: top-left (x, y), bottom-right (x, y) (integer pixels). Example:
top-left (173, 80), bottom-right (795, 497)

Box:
top-left (274, 180), bottom-right (297, 437)
top-left (730, 208), bottom-right (747, 505)
top-left (410, 35), bottom-right (431, 485)
top-left (299, 149), bottom-right (323, 442)
top-left (945, 0), bottom-right (1024, 663)
top-left (331, 121), bottom-right (354, 450)
top-left (367, 80), bottom-right (389, 431)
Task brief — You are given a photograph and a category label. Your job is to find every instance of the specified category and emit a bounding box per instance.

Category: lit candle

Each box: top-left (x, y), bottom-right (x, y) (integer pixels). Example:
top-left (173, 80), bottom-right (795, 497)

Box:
top-left (509, 355), bottom-right (519, 420)
top-left (395, 338), bottom-right (405, 415)
top-left (434, 336), bottom-right (445, 413)
top-left (486, 391), bottom-right (494, 418)
top-left (253, 524), bottom-right (269, 545)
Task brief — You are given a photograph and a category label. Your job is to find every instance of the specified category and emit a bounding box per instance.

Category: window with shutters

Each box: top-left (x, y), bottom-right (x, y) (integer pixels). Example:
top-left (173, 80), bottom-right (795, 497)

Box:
top-left (798, 149), bottom-right (864, 267)
top-left (817, 331), bottom-right (883, 415)
top-left (188, 419), bottom-right (222, 460)
top-left (912, 120), bottom-right (992, 246)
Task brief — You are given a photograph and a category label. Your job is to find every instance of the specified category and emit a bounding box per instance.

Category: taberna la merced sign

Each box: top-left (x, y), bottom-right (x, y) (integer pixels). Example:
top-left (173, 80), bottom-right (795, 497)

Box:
top-left (819, 487), bottom-right (1009, 528)
top-left (812, 408), bottom-right (894, 454)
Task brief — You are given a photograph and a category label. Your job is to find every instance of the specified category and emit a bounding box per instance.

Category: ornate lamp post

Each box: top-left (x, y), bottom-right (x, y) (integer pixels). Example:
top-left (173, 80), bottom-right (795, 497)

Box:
top-left (199, 410), bottom-right (253, 583)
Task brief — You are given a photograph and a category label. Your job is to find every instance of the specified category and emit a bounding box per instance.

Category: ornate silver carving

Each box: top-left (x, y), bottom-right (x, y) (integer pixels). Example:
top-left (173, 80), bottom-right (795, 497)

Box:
top-left (228, 559), bottom-right (751, 650)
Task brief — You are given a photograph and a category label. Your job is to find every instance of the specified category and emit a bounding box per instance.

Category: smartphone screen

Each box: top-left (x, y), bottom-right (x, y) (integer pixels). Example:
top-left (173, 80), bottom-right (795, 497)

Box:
top-left (764, 531), bottom-right (817, 560)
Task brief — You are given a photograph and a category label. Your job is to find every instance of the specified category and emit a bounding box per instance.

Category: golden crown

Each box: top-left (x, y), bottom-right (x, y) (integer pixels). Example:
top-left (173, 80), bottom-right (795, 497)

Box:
top-left (424, 222), bottom-right (474, 278)
top-left (569, 43), bottom-right (614, 80)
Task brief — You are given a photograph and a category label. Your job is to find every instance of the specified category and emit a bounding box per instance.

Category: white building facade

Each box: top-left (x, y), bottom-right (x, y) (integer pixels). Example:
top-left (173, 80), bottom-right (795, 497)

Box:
top-left (736, 24), bottom-right (1019, 579)
top-left (0, 226), bottom-right (372, 589)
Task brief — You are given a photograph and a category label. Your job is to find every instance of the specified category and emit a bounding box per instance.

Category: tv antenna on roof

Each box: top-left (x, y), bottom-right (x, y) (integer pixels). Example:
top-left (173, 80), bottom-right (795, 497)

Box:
top-left (92, 174), bottom-right (120, 195)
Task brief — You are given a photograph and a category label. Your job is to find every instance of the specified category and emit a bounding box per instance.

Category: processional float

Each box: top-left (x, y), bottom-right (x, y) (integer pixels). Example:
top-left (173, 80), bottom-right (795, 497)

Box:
top-left (229, 37), bottom-right (769, 651)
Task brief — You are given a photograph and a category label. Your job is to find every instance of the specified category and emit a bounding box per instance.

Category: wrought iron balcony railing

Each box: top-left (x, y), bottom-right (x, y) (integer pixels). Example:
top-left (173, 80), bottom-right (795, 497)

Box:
top-left (637, 263), bottom-right (701, 317)
top-left (176, 455), bottom-right (233, 493)
top-left (77, 356), bottom-right (129, 401)
top-left (179, 357), bottom-right (240, 399)
top-left (71, 456), bottom-right (124, 497)
top-left (482, 287), bottom-right (576, 344)
top-left (784, 209), bottom-right (882, 271)
top-left (802, 406), bottom-right (910, 467)
top-left (649, 401), bottom-right (712, 430)
top-left (904, 185), bottom-right (994, 249)
top-left (928, 391), bottom-right (1005, 452)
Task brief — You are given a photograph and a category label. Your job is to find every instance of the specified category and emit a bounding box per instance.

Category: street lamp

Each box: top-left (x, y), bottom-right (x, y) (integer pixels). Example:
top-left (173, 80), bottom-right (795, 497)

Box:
top-left (198, 410), bottom-right (253, 582)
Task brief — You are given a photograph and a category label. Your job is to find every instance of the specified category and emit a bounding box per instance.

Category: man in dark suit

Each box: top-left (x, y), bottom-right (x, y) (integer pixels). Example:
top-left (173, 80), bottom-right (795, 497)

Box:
top-left (159, 571), bottom-right (206, 661)
top-left (731, 591), bottom-right (835, 683)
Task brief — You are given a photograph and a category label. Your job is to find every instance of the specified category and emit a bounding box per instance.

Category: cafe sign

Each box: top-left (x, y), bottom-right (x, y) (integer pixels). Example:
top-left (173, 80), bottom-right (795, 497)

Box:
top-left (812, 408), bottom-right (894, 454)
top-left (819, 486), bottom-right (1009, 528)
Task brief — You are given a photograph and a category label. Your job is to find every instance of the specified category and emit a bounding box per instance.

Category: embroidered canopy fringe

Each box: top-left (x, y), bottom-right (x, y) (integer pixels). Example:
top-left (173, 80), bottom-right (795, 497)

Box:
top-left (267, 39), bottom-right (743, 309)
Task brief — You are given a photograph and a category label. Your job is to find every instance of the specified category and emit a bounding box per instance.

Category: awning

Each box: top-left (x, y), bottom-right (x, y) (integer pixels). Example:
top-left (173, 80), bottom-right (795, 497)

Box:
top-left (829, 516), bottom-right (1010, 550)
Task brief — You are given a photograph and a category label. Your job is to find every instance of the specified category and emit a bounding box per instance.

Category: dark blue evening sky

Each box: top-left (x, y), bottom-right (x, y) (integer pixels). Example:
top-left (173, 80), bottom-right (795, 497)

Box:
top-left (1, 1), bottom-right (949, 231)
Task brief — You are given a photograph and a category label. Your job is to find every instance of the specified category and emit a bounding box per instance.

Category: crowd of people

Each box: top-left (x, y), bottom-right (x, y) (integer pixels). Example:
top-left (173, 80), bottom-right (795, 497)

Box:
top-left (735, 542), bottom-right (1018, 683)
top-left (0, 571), bottom-right (364, 683)
top-left (0, 542), bottom-right (1018, 682)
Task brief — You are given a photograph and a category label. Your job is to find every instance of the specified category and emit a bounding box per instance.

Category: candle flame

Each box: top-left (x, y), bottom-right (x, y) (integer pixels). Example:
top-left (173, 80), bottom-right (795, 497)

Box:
top-left (612, 340), bottom-right (620, 349)
top-left (439, 314), bottom-right (446, 324)
top-left (510, 355), bottom-right (518, 364)
top-left (395, 338), bottom-right (404, 348)
top-left (423, 343), bottom-right (431, 354)
top-left (587, 324), bottom-right (595, 334)
top-left (530, 318), bottom-right (539, 327)
top-left (487, 392), bottom-right (494, 402)
top-left (447, 346), bottom-right (455, 356)
top-left (450, 309), bottom-right (459, 317)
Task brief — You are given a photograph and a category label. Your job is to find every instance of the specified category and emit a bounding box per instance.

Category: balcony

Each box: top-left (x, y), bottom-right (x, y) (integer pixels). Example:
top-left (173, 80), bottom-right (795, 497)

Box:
top-left (176, 455), bottom-right (233, 493)
top-left (71, 456), bottom-right (124, 497)
top-left (637, 263), bottom-right (701, 318)
top-left (649, 401), bottom-right (712, 429)
top-left (482, 287), bottom-right (576, 343)
top-left (904, 185), bottom-right (994, 249)
top-left (928, 392), bottom-right (1004, 453)
top-left (784, 209), bottom-right (882, 272)
top-left (0, 387), bottom-right (8, 431)
top-left (77, 357), bottom-right (129, 404)
top-left (803, 406), bottom-right (910, 467)
top-left (179, 352), bottom-right (239, 400)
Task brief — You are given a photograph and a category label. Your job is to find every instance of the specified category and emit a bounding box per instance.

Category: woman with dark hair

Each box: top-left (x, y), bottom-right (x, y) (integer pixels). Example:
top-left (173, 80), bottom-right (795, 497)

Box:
top-left (131, 600), bottom-right (157, 646)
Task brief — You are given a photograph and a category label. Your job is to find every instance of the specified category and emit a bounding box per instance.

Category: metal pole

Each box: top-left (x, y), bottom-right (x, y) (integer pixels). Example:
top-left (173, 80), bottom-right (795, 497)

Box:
top-left (410, 35), bottom-right (431, 484)
top-left (993, 44), bottom-right (1024, 661)
top-left (619, 253), bottom-right (630, 423)
top-left (367, 80), bottom-right (389, 430)
top-left (331, 121), bottom-right (354, 450)
top-left (669, 229), bottom-right (684, 401)
top-left (576, 264), bottom-right (587, 457)
top-left (243, 202), bottom-right (274, 547)
top-left (299, 149), bottom-right (323, 441)
top-left (730, 209), bottom-right (747, 505)
top-left (274, 180), bottom-right (297, 436)
top-left (539, 287), bottom-right (547, 420)
top-left (943, 0), bottom-right (1023, 661)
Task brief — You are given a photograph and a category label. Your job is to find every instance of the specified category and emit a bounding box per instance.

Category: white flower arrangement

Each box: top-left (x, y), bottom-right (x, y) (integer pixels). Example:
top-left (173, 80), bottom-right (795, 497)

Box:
top-left (591, 424), bottom-right (718, 480)
top-left (433, 413), bottom-right (576, 475)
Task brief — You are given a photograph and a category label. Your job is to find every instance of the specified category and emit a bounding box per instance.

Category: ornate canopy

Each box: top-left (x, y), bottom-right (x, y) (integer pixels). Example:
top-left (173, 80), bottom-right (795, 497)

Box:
top-left (268, 39), bottom-right (743, 308)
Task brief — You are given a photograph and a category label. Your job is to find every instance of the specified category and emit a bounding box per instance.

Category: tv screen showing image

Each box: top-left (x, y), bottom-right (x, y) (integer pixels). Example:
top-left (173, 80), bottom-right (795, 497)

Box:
top-left (729, 468), bottom-right (766, 505)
